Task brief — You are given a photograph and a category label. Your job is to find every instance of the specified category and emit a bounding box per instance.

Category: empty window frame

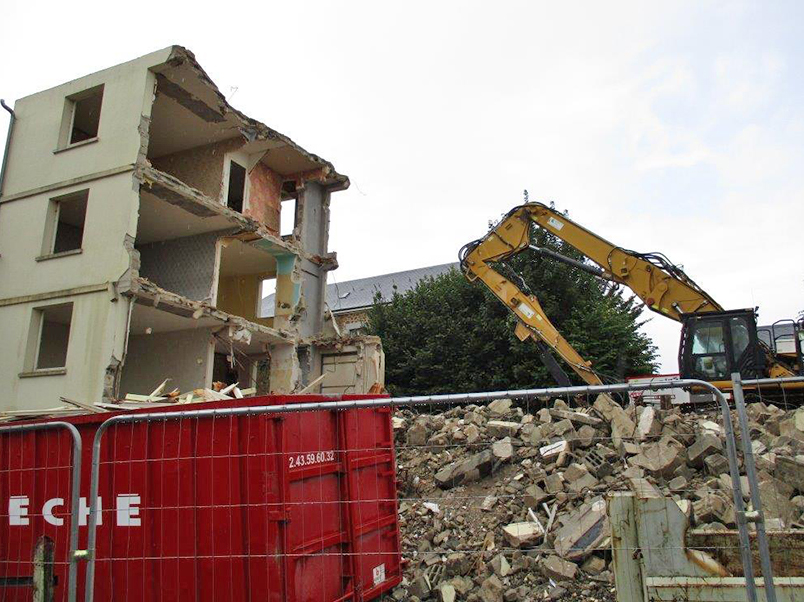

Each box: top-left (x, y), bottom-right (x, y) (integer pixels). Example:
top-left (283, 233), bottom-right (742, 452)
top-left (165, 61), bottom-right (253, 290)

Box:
top-left (59, 85), bottom-right (104, 147)
top-left (42, 190), bottom-right (88, 256)
top-left (280, 198), bottom-right (297, 237)
top-left (226, 160), bottom-right (247, 213)
top-left (28, 303), bottom-right (74, 371)
top-left (258, 278), bottom-right (277, 318)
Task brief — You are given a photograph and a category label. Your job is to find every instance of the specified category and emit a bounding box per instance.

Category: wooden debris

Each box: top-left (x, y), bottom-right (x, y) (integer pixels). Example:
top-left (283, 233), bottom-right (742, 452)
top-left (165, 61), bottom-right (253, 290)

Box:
top-left (125, 394), bottom-right (167, 402)
top-left (60, 397), bottom-right (105, 413)
top-left (220, 382), bottom-right (239, 395)
top-left (298, 374), bottom-right (327, 394)
top-left (149, 379), bottom-right (170, 398)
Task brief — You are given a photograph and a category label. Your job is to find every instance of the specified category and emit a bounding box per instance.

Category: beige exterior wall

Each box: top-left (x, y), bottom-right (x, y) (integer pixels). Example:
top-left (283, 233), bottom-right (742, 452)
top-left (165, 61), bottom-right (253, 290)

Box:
top-left (0, 291), bottom-right (130, 411)
top-left (0, 48), bottom-right (169, 198)
top-left (0, 174), bottom-right (139, 299)
top-left (0, 50), bottom-right (158, 410)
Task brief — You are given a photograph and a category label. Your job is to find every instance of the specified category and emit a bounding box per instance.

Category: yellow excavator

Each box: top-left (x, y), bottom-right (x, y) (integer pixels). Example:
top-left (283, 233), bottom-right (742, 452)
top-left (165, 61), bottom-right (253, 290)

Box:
top-left (459, 201), bottom-right (803, 393)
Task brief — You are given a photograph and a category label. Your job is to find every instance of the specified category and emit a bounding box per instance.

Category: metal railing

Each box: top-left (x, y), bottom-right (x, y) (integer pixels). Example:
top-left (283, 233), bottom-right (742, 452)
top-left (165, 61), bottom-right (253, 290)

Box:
top-left (77, 376), bottom-right (804, 602)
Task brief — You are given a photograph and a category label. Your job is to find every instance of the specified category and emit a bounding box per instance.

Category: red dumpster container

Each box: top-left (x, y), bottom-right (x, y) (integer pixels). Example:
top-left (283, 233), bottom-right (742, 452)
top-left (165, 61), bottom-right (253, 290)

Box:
top-left (0, 394), bottom-right (402, 601)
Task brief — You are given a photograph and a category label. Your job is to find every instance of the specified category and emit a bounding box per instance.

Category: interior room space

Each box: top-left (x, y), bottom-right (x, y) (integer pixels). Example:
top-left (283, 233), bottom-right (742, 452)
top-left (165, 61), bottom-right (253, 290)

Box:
top-left (134, 189), bottom-right (229, 302)
top-left (117, 299), bottom-right (280, 397)
top-left (215, 237), bottom-right (279, 325)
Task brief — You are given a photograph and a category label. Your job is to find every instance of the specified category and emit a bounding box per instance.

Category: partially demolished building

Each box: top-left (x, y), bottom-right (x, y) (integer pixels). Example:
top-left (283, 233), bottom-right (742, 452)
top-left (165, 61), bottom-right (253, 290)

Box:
top-left (0, 46), bottom-right (383, 410)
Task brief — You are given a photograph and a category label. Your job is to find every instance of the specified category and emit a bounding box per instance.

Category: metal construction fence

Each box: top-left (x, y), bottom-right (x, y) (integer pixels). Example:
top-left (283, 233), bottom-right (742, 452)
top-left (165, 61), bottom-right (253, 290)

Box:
top-left (0, 421), bottom-right (82, 602)
top-left (1, 376), bottom-right (804, 602)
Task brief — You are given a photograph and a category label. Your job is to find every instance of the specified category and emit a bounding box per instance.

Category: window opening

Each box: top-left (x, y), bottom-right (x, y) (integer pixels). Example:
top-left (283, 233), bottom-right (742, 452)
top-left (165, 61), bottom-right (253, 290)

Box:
top-left (729, 317), bottom-right (751, 360)
top-left (691, 322), bottom-right (728, 380)
top-left (43, 190), bottom-right (88, 256)
top-left (227, 161), bottom-right (246, 213)
top-left (34, 303), bottom-right (74, 370)
top-left (68, 86), bottom-right (103, 144)
top-left (281, 198), bottom-right (297, 237)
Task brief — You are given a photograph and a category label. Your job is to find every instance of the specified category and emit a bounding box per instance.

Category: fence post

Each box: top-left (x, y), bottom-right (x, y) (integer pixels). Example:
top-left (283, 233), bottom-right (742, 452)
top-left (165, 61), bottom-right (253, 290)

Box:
top-left (32, 536), bottom-right (54, 602)
top-left (608, 493), bottom-right (645, 602)
top-left (732, 372), bottom-right (778, 602)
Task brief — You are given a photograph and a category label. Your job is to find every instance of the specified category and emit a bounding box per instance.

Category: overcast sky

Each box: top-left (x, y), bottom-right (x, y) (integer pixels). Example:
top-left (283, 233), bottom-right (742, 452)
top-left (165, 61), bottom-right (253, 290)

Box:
top-left (1, 1), bottom-right (802, 373)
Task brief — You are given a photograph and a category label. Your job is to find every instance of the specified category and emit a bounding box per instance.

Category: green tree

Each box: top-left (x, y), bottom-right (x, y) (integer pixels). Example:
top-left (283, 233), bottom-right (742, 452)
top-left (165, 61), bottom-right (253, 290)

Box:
top-left (367, 219), bottom-right (657, 396)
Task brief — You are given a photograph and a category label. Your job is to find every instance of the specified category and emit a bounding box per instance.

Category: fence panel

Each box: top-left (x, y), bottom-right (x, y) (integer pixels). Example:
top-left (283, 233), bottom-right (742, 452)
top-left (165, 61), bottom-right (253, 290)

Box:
top-left (83, 395), bottom-right (401, 602)
top-left (0, 421), bottom-right (82, 602)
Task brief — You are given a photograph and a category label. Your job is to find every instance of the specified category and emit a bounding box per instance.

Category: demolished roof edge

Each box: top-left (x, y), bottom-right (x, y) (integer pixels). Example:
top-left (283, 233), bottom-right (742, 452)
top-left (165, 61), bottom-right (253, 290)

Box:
top-left (165, 45), bottom-right (350, 190)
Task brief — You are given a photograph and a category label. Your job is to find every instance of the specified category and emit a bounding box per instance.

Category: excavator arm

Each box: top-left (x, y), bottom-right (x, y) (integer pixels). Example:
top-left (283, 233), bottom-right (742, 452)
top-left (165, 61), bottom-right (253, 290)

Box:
top-left (459, 206), bottom-right (606, 386)
top-left (462, 202), bottom-right (798, 389)
top-left (460, 202), bottom-right (722, 387)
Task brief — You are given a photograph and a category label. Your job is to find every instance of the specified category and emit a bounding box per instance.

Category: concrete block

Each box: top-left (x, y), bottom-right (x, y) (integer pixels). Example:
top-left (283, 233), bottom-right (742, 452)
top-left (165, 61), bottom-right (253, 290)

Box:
top-left (502, 522), bottom-right (544, 548)
top-left (435, 449), bottom-right (494, 489)
top-left (487, 420), bottom-right (521, 438)
top-left (541, 555), bottom-right (578, 582)
top-left (687, 434), bottom-right (722, 468)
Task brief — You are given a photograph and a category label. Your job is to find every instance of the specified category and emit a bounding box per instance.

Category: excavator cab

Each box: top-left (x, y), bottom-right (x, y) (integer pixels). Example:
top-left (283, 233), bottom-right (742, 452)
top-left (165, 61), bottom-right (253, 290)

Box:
top-left (679, 309), bottom-right (766, 382)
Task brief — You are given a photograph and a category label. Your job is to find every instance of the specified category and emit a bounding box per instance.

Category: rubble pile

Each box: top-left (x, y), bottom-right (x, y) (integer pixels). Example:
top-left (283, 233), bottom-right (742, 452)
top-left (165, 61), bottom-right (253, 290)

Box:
top-left (389, 395), bottom-right (804, 601)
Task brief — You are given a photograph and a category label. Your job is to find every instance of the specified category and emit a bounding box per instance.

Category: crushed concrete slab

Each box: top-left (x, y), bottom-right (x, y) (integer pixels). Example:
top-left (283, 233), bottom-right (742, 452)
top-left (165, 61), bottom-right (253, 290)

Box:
top-left (435, 449), bottom-right (495, 489)
top-left (553, 498), bottom-right (609, 561)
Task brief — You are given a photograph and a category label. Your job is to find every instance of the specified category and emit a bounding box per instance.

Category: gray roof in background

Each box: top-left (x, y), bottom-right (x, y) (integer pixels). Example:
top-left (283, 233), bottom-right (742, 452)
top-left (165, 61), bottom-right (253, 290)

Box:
top-left (260, 262), bottom-right (459, 318)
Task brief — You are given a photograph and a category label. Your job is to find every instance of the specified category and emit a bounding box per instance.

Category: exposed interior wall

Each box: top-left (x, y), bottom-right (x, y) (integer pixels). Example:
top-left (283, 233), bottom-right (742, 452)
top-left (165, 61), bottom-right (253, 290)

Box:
top-left (136, 231), bottom-right (223, 302)
top-left (150, 138), bottom-right (242, 200)
top-left (267, 342), bottom-right (301, 393)
top-left (319, 337), bottom-right (385, 395)
top-left (217, 273), bottom-right (272, 327)
top-left (119, 327), bottom-right (214, 394)
top-left (335, 310), bottom-right (370, 334)
top-left (246, 162), bottom-right (282, 235)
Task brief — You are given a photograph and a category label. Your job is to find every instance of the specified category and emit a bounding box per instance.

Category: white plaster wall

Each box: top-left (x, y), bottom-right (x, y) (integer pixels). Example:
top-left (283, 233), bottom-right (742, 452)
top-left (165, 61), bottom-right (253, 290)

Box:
top-left (1, 47), bottom-right (172, 197)
top-left (119, 328), bottom-right (214, 395)
top-left (0, 173), bottom-right (140, 299)
top-left (0, 292), bottom-right (130, 411)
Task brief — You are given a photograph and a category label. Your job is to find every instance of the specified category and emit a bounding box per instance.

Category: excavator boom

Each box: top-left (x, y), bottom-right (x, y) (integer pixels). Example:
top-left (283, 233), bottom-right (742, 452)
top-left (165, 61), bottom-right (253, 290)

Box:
top-left (461, 202), bottom-right (800, 389)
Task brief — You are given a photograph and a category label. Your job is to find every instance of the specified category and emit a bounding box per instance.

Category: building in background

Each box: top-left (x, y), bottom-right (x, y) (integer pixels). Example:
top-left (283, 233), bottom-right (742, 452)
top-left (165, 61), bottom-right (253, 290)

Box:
top-left (262, 262), bottom-right (458, 335)
top-left (0, 46), bottom-right (382, 410)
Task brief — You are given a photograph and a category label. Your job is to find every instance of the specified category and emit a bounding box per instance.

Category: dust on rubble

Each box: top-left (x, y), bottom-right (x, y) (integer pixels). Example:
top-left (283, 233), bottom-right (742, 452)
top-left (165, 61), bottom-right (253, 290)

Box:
top-left (384, 396), bottom-right (804, 601)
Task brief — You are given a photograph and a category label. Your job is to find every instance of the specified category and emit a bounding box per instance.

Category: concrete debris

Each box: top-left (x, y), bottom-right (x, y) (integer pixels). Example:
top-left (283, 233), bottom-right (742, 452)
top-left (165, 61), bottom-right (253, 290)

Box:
top-left (488, 399), bottom-right (513, 416)
top-left (392, 395), bottom-right (804, 601)
top-left (541, 555), bottom-right (578, 582)
top-left (629, 437), bottom-right (686, 477)
top-left (479, 575), bottom-right (504, 602)
top-left (436, 583), bottom-right (455, 602)
top-left (503, 521), bottom-right (545, 547)
top-left (490, 553), bottom-right (511, 577)
top-left (703, 453), bottom-right (730, 476)
top-left (553, 498), bottom-right (609, 561)
top-left (687, 434), bottom-right (722, 468)
top-left (435, 449), bottom-right (496, 489)
top-left (492, 437), bottom-right (515, 461)
top-left (487, 420), bottom-right (521, 438)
